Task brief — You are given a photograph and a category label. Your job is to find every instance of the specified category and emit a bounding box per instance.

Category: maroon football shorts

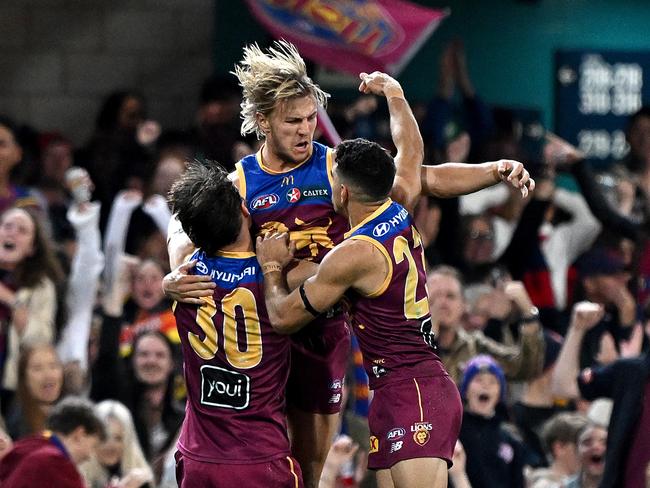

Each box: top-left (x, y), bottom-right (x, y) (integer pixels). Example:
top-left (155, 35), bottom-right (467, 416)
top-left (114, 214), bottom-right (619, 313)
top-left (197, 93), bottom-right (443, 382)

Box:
top-left (367, 374), bottom-right (462, 470)
top-left (286, 315), bottom-right (350, 414)
top-left (175, 452), bottom-right (303, 488)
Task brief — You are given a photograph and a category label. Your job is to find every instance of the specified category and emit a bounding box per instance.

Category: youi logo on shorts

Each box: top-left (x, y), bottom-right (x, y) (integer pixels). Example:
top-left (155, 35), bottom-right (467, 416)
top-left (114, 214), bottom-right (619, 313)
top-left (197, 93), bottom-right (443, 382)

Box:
top-left (200, 365), bottom-right (250, 410)
top-left (372, 222), bottom-right (391, 237)
top-left (251, 193), bottom-right (279, 210)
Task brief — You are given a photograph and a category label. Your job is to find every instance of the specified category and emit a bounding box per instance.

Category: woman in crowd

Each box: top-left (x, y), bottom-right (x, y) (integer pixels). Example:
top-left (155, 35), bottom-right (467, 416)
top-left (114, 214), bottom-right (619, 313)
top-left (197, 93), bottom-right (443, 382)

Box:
top-left (0, 206), bottom-right (64, 411)
top-left (80, 399), bottom-right (153, 488)
top-left (5, 342), bottom-right (63, 439)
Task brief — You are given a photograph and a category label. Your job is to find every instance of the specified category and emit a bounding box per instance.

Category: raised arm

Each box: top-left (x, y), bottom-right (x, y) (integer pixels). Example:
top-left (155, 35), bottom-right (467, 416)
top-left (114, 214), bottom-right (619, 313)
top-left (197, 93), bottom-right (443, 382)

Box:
top-left (257, 232), bottom-right (383, 334)
top-left (421, 159), bottom-right (534, 199)
top-left (551, 301), bottom-right (604, 399)
top-left (357, 72), bottom-right (423, 213)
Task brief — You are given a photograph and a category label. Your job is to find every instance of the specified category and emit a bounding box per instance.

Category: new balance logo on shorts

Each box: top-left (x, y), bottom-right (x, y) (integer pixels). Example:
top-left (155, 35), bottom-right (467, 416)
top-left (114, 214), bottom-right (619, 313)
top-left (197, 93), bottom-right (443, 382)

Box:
top-left (390, 441), bottom-right (403, 453)
top-left (200, 365), bottom-right (250, 410)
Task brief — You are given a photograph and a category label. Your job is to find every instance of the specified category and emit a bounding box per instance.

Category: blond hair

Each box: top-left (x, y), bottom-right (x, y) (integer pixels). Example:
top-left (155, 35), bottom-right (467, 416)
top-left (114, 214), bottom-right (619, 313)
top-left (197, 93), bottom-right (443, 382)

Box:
top-left (80, 400), bottom-right (153, 488)
top-left (232, 40), bottom-right (329, 138)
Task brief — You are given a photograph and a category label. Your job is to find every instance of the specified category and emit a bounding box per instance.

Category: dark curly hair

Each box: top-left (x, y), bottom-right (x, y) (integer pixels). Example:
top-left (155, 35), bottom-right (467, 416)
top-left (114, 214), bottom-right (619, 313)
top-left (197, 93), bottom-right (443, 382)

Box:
top-left (168, 159), bottom-right (242, 255)
top-left (334, 138), bottom-right (395, 202)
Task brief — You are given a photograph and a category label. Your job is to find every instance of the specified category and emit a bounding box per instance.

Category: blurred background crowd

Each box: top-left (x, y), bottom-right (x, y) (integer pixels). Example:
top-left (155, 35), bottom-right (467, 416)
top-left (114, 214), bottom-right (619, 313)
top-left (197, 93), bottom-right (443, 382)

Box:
top-left (1, 1), bottom-right (650, 487)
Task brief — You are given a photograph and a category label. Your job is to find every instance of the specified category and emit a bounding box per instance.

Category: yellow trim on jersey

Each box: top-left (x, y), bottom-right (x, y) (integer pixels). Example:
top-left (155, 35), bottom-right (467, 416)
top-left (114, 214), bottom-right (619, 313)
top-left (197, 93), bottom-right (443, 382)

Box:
top-left (347, 234), bottom-right (393, 298)
top-left (287, 456), bottom-right (299, 488)
top-left (172, 301), bottom-right (177, 312)
top-left (326, 147), bottom-right (335, 188)
top-left (344, 199), bottom-right (393, 239)
top-left (413, 378), bottom-right (424, 422)
top-left (216, 250), bottom-right (256, 258)
top-left (256, 144), bottom-right (313, 174)
top-left (234, 161), bottom-right (246, 200)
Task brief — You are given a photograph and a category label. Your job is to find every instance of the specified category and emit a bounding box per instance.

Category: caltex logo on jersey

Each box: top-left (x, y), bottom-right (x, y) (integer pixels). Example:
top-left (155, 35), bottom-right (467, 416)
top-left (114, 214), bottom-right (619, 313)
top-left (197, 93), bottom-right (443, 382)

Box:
top-left (251, 193), bottom-right (279, 210)
top-left (372, 222), bottom-right (391, 237)
top-left (286, 188), bottom-right (301, 203)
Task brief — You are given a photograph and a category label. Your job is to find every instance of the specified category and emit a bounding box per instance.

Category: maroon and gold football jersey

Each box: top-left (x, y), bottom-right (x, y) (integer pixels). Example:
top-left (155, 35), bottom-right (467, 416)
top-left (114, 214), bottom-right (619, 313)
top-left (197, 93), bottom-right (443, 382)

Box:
top-left (345, 199), bottom-right (446, 389)
top-left (173, 249), bottom-right (291, 464)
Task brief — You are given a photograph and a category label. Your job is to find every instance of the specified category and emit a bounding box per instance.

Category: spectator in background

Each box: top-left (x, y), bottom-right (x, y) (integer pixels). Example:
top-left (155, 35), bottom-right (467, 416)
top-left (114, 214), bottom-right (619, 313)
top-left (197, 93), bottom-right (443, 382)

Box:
top-left (573, 247), bottom-right (637, 368)
top-left (0, 396), bottom-right (105, 488)
top-left (527, 412), bottom-right (588, 488)
top-left (458, 355), bottom-right (526, 488)
top-left (421, 39), bottom-right (493, 163)
top-left (80, 399), bottom-right (154, 488)
top-left (426, 265), bottom-right (544, 384)
top-left (5, 342), bottom-right (63, 439)
top-left (0, 116), bottom-right (41, 214)
top-left (91, 323), bottom-right (183, 463)
top-left (191, 74), bottom-right (253, 171)
top-left (76, 90), bottom-right (160, 231)
top-left (565, 422), bottom-right (607, 488)
top-left (552, 301), bottom-right (650, 488)
top-left (0, 207), bottom-right (64, 407)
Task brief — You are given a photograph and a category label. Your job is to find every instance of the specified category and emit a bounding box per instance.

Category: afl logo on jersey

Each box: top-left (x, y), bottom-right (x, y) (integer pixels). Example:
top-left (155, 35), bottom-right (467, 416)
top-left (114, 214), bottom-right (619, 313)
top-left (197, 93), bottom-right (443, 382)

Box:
top-left (251, 193), bottom-right (279, 210)
top-left (286, 187), bottom-right (301, 203)
top-left (372, 222), bottom-right (391, 237)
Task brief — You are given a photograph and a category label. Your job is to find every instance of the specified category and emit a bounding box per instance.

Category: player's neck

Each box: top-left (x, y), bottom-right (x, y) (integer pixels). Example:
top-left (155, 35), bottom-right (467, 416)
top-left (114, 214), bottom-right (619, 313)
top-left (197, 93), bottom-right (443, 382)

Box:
top-left (261, 141), bottom-right (312, 172)
top-left (220, 222), bottom-right (254, 254)
top-left (347, 198), bottom-right (389, 230)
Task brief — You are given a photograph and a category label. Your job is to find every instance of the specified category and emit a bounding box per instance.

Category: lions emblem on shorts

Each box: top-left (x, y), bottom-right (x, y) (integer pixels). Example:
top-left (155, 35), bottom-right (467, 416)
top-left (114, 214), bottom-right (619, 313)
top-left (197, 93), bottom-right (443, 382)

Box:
top-left (413, 427), bottom-right (430, 446)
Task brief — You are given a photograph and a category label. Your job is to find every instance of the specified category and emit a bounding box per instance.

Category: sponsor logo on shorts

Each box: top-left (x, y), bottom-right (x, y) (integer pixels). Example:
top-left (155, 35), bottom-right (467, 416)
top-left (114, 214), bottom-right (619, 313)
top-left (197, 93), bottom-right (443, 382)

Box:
top-left (372, 365), bottom-right (387, 378)
top-left (286, 187), bottom-right (301, 203)
top-left (387, 428), bottom-right (406, 441)
top-left (328, 393), bottom-right (341, 404)
top-left (412, 422), bottom-right (432, 447)
top-left (329, 379), bottom-right (342, 390)
top-left (372, 222), bottom-right (391, 237)
top-left (200, 365), bottom-right (250, 410)
top-left (251, 193), bottom-right (279, 210)
top-left (369, 436), bottom-right (379, 454)
top-left (390, 441), bottom-right (403, 453)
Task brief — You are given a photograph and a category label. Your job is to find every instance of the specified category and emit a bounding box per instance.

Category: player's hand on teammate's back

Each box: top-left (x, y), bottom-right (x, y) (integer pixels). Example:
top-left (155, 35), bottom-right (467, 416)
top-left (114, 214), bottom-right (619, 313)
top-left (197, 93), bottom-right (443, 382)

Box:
top-left (494, 159), bottom-right (535, 198)
top-left (358, 71), bottom-right (405, 99)
top-left (256, 232), bottom-right (295, 268)
top-left (162, 259), bottom-right (216, 305)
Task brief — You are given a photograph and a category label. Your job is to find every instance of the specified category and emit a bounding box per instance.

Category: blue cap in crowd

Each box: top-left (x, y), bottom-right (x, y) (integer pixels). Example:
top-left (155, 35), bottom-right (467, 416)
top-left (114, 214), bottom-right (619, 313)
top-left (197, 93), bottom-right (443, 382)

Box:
top-left (577, 247), bottom-right (625, 278)
top-left (459, 354), bottom-right (507, 403)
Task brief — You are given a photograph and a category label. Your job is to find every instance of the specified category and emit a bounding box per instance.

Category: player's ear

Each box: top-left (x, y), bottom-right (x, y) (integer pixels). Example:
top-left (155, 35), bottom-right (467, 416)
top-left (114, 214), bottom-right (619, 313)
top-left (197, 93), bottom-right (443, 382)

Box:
top-left (240, 200), bottom-right (250, 218)
top-left (256, 112), bottom-right (270, 135)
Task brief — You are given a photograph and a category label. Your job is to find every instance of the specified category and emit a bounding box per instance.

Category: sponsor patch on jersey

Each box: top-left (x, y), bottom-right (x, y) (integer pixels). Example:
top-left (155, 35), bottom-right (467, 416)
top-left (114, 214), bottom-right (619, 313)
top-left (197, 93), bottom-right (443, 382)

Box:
top-left (302, 188), bottom-right (329, 198)
top-left (286, 187), bottom-right (301, 203)
top-left (251, 193), bottom-right (279, 210)
top-left (200, 365), bottom-right (250, 410)
top-left (195, 261), bottom-right (208, 275)
top-left (369, 436), bottom-right (379, 454)
top-left (387, 428), bottom-right (406, 441)
top-left (328, 393), bottom-right (341, 404)
top-left (372, 222), bottom-right (391, 237)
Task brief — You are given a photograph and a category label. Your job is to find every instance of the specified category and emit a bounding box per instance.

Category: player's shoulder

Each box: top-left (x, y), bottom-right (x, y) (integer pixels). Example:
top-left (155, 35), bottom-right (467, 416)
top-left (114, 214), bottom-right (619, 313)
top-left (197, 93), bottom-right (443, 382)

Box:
top-left (322, 238), bottom-right (384, 275)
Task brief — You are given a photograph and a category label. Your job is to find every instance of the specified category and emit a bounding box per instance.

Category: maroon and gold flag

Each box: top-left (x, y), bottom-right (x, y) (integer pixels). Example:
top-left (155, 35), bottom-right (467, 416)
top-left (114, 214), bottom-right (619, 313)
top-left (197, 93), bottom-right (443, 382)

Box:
top-left (245, 0), bottom-right (448, 76)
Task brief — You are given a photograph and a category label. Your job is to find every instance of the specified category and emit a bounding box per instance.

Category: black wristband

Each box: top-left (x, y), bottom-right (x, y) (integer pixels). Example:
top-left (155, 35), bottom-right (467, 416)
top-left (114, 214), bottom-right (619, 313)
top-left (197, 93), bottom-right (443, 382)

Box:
top-left (299, 284), bottom-right (321, 317)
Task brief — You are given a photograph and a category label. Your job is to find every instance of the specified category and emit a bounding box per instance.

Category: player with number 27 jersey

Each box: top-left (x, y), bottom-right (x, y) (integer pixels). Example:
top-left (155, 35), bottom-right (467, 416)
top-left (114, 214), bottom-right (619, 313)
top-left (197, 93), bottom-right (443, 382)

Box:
top-left (344, 199), bottom-right (445, 388)
top-left (173, 249), bottom-right (293, 466)
top-left (344, 199), bottom-right (461, 471)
